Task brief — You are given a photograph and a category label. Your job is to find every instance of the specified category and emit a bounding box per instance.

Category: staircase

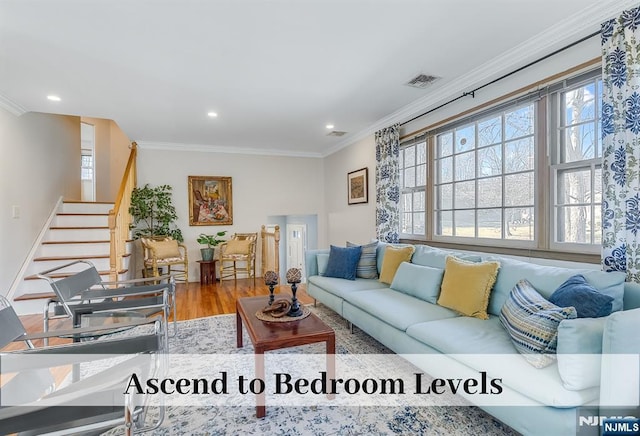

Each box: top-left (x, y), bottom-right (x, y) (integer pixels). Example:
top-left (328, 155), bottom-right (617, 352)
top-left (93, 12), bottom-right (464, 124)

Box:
top-left (12, 201), bottom-right (131, 315)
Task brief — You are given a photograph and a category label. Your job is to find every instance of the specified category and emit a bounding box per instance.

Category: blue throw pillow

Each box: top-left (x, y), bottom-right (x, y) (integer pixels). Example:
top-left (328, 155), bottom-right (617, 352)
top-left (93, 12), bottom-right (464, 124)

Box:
top-left (323, 245), bottom-right (362, 280)
top-left (549, 274), bottom-right (614, 318)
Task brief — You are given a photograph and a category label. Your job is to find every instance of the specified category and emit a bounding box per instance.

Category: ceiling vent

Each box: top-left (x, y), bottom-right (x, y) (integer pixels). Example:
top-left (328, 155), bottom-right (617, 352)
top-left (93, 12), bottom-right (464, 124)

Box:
top-left (326, 130), bottom-right (347, 137)
top-left (405, 74), bottom-right (439, 89)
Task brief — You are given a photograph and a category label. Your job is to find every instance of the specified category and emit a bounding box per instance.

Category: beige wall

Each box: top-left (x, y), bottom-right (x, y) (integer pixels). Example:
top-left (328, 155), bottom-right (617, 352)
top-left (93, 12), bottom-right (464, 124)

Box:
top-left (323, 135), bottom-right (376, 246)
top-left (136, 147), bottom-right (326, 280)
top-left (0, 108), bottom-right (80, 294)
top-left (81, 117), bottom-right (131, 201)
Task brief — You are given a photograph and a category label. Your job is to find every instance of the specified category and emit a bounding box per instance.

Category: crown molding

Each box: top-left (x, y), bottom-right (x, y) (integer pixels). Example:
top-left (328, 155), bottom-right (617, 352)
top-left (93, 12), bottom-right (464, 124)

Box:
top-left (0, 93), bottom-right (27, 116)
top-left (136, 140), bottom-right (323, 158)
top-left (325, 0), bottom-right (634, 157)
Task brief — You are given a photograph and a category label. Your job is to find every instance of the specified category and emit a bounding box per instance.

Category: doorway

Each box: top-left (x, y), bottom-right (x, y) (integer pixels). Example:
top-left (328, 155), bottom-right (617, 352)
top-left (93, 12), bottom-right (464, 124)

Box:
top-left (80, 122), bottom-right (95, 201)
top-left (286, 224), bottom-right (307, 280)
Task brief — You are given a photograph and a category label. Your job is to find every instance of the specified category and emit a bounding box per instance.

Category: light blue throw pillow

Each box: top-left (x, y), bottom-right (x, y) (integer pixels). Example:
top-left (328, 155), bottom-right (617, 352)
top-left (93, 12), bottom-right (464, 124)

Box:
top-left (324, 245), bottom-right (362, 281)
top-left (390, 263), bottom-right (444, 304)
top-left (316, 253), bottom-right (330, 276)
top-left (556, 317), bottom-right (607, 390)
top-left (499, 279), bottom-right (577, 368)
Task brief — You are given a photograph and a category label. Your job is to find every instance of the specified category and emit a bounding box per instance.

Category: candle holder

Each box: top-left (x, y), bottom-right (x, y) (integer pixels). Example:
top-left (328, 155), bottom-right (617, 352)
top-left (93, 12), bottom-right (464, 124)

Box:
top-left (264, 270), bottom-right (279, 305)
top-left (286, 268), bottom-right (303, 317)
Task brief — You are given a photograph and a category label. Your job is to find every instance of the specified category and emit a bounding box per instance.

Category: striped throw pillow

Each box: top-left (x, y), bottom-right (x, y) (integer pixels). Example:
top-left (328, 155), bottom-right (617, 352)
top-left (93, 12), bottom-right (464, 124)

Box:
top-left (499, 279), bottom-right (577, 368)
top-left (347, 241), bottom-right (378, 279)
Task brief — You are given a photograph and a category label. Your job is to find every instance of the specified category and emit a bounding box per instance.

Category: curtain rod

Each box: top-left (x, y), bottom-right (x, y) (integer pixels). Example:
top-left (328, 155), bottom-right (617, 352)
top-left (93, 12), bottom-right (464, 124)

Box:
top-left (400, 29), bottom-right (601, 127)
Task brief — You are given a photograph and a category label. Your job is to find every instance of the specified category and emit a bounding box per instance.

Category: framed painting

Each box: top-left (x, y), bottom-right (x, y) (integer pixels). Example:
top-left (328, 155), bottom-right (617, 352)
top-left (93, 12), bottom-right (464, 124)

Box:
top-left (347, 167), bottom-right (368, 205)
top-left (188, 176), bottom-right (233, 226)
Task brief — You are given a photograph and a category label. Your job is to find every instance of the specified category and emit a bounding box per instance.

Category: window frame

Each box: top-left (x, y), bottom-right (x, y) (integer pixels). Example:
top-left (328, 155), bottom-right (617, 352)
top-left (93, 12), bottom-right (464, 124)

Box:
top-left (398, 65), bottom-right (604, 260)
top-left (399, 136), bottom-right (427, 239)
top-left (548, 71), bottom-right (603, 254)
top-left (431, 100), bottom-right (539, 249)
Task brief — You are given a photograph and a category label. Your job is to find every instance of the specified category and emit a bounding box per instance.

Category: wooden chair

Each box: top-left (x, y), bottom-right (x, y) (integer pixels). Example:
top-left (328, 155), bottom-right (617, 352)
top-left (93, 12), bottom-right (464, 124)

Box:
top-left (140, 237), bottom-right (189, 284)
top-left (219, 232), bottom-right (257, 282)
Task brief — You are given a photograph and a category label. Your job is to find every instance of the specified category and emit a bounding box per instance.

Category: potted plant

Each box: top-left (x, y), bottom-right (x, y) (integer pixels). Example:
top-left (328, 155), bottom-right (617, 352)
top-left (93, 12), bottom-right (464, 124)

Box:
top-left (129, 184), bottom-right (183, 242)
top-left (197, 231), bottom-right (227, 261)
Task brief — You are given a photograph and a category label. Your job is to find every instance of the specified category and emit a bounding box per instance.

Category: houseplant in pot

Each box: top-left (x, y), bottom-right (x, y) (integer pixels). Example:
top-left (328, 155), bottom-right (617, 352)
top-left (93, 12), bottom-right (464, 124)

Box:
top-left (129, 184), bottom-right (183, 242)
top-left (197, 231), bottom-right (227, 261)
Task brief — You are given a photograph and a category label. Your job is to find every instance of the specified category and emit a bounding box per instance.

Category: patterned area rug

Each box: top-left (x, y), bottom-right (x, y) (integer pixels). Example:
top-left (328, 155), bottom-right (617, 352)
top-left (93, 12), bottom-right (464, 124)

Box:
top-left (104, 304), bottom-right (518, 435)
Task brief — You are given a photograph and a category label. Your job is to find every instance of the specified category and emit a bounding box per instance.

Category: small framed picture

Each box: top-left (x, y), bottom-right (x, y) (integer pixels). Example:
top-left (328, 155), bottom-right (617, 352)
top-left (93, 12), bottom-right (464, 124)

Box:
top-left (347, 167), bottom-right (368, 205)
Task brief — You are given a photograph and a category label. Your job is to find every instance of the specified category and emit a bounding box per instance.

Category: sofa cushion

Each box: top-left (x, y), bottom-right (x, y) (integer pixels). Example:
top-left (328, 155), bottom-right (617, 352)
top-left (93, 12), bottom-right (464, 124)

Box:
top-left (379, 245), bottom-right (415, 284)
top-left (499, 280), bottom-right (577, 368)
top-left (390, 263), bottom-right (443, 304)
top-left (324, 245), bottom-right (362, 280)
top-left (347, 289), bottom-right (458, 331)
top-left (556, 317), bottom-right (606, 391)
top-left (411, 244), bottom-right (482, 268)
top-left (406, 315), bottom-right (517, 355)
top-left (316, 253), bottom-right (329, 275)
top-left (549, 275), bottom-right (613, 318)
top-left (308, 276), bottom-right (388, 300)
top-left (347, 241), bottom-right (378, 279)
top-left (406, 316), bottom-right (599, 408)
top-left (487, 256), bottom-right (625, 316)
top-left (437, 256), bottom-right (500, 320)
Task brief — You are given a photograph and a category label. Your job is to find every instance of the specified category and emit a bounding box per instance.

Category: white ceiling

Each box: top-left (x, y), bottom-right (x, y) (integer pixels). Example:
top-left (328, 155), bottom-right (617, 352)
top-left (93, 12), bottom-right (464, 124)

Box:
top-left (0, 1), bottom-right (633, 157)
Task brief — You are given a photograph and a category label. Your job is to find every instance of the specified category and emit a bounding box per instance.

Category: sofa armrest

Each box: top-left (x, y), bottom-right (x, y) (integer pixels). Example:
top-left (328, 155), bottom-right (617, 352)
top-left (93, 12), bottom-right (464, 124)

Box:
top-left (304, 249), bottom-right (329, 280)
top-left (600, 307), bottom-right (640, 407)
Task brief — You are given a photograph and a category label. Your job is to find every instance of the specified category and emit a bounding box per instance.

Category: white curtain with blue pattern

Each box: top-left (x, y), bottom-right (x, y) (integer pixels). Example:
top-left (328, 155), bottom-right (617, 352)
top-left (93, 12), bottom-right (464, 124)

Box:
top-left (602, 6), bottom-right (640, 282)
top-left (375, 124), bottom-right (400, 243)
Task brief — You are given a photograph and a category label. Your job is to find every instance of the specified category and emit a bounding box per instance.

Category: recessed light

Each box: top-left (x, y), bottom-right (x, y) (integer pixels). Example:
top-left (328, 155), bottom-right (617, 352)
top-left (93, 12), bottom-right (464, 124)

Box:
top-left (207, 112), bottom-right (218, 118)
top-left (326, 124), bottom-right (334, 129)
top-left (47, 95), bottom-right (61, 102)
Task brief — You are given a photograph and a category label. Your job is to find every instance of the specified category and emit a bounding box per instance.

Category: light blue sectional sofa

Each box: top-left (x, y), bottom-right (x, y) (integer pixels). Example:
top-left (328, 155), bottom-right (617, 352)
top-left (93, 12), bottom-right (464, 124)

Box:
top-left (305, 244), bottom-right (640, 436)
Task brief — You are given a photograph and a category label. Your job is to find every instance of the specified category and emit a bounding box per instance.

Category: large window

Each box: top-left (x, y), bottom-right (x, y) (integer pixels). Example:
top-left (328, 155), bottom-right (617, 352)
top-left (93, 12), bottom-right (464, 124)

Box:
top-left (399, 137), bottom-right (426, 237)
top-left (551, 75), bottom-right (603, 248)
top-left (434, 103), bottom-right (535, 243)
top-left (401, 68), bottom-right (603, 256)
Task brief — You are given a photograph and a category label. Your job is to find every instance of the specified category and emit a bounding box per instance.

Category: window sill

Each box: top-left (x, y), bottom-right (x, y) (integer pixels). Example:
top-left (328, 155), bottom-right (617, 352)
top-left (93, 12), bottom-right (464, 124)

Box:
top-left (400, 239), bottom-right (601, 265)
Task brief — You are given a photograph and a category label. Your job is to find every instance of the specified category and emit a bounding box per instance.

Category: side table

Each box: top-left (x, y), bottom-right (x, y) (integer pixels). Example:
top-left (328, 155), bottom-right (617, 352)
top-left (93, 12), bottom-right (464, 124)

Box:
top-left (197, 260), bottom-right (218, 284)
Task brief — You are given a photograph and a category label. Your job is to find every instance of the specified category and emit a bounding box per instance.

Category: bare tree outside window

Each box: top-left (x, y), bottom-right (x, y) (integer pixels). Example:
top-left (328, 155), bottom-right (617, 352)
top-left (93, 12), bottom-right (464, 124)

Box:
top-left (555, 80), bottom-right (602, 246)
top-left (434, 103), bottom-right (535, 242)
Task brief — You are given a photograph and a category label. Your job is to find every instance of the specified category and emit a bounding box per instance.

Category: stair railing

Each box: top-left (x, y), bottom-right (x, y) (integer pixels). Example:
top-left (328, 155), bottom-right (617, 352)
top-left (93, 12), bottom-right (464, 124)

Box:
top-left (108, 142), bottom-right (137, 281)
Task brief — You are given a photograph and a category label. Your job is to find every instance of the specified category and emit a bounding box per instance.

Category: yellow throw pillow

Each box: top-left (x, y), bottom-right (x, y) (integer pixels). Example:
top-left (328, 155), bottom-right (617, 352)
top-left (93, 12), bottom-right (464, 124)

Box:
top-left (437, 255), bottom-right (500, 320)
top-left (146, 239), bottom-right (181, 259)
top-left (379, 245), bottom-right (415, 284)
top-left (225, 239), bottom-right (251, 255)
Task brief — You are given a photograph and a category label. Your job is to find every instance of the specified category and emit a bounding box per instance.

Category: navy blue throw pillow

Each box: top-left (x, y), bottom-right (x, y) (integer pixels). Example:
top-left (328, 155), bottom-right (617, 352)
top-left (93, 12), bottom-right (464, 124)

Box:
top-left (323, 245), bottom-right (362, 280)
top-left (549, 274), bottom-right (614, 318)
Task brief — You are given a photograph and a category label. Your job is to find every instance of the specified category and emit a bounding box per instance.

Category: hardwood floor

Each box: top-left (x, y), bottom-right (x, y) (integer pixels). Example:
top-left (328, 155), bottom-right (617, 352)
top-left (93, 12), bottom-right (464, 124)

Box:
top-left (174, 279), bottom-right (313, 320)
top-left (10, 279), bottom-right (313, 350)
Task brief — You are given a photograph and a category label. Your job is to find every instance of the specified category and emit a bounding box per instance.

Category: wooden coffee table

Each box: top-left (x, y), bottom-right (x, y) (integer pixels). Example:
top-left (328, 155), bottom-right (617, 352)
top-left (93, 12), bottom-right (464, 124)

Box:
top-left (236, 295), bottom-right (336, 418)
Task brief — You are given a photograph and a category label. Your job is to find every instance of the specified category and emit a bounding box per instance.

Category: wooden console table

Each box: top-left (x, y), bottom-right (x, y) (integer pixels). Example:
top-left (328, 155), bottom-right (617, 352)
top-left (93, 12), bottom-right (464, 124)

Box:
top-left (197, 260), bottom-right (217, 284)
